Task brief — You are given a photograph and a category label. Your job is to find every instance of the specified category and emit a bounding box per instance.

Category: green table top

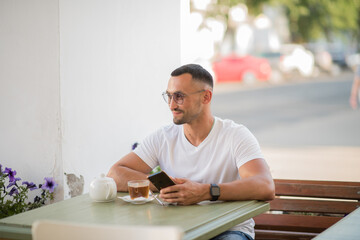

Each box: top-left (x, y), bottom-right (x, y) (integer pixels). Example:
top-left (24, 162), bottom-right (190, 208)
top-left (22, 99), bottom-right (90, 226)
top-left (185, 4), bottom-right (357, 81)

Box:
top-left (0, 193), bottom-right (269, 240)
top-left (313, 207), bottom-right (360, 240)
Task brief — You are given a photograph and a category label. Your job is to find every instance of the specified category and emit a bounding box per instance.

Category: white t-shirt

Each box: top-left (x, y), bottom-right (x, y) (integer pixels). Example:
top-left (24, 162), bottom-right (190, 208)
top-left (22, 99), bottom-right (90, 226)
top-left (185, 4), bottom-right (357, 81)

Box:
top-left (134, 117), bottom-right (265, 238)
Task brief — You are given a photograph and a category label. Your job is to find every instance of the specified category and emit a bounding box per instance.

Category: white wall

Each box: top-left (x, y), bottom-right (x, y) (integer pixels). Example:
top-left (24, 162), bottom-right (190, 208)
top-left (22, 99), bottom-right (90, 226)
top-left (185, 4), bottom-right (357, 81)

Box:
top-left (60, 0), bottom-right (181, 198)
top-left (0, 0), bottom-right (185, 201)
top-left (0, 0), bottom-right (62, 200)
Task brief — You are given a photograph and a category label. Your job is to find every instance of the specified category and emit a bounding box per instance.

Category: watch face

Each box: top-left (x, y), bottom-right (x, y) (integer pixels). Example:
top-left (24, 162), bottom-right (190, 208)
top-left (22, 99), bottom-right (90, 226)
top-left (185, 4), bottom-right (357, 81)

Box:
top-left (211, 185), bottom-right (220, 196)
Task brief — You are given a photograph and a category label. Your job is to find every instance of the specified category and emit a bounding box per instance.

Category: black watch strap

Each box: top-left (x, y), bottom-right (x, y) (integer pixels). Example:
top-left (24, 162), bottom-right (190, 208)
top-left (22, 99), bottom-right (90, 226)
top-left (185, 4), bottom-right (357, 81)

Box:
top-left (210, 183), bottom-right (220, 201)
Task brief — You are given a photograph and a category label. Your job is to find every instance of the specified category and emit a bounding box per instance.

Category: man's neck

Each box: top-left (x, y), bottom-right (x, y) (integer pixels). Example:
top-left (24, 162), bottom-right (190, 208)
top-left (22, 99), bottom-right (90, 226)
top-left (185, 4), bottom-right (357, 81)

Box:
top-left (183, 116), bottom-right (215, 147)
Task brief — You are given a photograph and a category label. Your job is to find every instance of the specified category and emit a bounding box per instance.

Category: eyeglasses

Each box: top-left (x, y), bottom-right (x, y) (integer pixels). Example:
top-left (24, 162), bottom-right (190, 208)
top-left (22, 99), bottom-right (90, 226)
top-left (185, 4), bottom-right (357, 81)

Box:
top-left (162, 90), bottom-right (205, 105)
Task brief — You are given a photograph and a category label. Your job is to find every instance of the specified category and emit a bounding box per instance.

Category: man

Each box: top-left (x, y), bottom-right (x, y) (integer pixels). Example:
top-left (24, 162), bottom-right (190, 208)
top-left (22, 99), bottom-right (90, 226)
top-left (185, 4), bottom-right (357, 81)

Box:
top-left (107, 64), bottom-right (275, 240)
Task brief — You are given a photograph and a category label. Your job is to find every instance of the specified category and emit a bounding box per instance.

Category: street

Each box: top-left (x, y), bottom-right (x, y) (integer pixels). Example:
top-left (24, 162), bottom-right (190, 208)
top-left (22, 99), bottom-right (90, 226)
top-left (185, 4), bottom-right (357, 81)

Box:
top-left (212, 70), bottom-right (360, 181)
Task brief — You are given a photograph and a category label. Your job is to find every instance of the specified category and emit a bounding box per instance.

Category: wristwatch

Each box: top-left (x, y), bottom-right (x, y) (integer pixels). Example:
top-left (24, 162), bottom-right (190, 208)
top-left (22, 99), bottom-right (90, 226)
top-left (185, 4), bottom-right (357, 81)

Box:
top-left (210, 184), bottom-right (220, 201)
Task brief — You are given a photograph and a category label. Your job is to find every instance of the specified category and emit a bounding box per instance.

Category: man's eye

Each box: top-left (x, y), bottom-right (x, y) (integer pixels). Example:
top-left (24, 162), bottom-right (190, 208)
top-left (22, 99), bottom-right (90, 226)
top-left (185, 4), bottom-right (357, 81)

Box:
top-left (174, 93), bottom-right (183, 99)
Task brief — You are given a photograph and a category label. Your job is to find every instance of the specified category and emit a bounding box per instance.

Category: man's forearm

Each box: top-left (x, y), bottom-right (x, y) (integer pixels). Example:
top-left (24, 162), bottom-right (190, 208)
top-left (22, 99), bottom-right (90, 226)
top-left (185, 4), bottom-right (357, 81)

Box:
top-left (351, 77), bottom-right (360, 96)
top-left (107, 165), bottom-right (161, 192)
top-left (107, 165), bottom-right (149, 191)
top-left (219, 175), bottom-right (275, 201)
top-left (160, 175), bottom-right (274, 205)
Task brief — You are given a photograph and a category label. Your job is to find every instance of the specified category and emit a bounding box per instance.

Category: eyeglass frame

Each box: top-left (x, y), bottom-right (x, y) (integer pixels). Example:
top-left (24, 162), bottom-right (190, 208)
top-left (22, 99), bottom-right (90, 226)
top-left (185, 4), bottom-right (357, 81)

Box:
top-left (162, 89), bottom-right (206, 105)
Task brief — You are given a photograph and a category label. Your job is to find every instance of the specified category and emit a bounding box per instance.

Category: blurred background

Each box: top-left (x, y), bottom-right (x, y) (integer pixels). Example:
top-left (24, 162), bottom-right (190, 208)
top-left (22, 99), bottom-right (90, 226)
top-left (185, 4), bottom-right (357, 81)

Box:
top-left (184, 0), bottom-right (360, 81)
top-left (183, 0), bottom-right (360, 181)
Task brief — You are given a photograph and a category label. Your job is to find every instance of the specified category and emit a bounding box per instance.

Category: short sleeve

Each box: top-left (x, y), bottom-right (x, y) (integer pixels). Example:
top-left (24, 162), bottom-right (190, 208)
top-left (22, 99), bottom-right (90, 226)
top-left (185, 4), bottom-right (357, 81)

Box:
top-left (133, 129), bottom-right (162, 169)
top-left (232, 125), bottom-right (264, 168)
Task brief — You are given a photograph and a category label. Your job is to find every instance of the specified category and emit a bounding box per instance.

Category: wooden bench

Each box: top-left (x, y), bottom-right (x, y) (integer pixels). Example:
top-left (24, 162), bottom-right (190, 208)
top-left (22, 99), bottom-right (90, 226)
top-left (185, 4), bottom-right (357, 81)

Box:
top-left (254, 179), bottom-right (360, 240)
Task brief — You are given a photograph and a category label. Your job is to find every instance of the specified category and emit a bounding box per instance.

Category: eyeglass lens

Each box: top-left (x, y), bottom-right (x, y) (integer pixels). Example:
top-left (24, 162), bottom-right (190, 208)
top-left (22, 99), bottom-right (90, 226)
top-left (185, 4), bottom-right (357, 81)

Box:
top-left (162, 92), bottom-right (184, 104)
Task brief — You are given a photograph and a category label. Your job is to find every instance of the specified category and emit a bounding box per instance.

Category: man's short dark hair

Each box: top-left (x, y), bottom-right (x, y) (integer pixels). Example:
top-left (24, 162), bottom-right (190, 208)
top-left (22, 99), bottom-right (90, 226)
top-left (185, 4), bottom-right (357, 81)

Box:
top-left (171, 64), bottom-right (213, 88)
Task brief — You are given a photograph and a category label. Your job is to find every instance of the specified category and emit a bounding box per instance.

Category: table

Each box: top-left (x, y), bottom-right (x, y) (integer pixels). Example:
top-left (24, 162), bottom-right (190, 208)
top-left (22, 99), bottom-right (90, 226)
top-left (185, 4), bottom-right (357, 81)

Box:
top-left (313, 207), bottom-right (360, 240)
top-left (0, 193), bottom-right (269, 240)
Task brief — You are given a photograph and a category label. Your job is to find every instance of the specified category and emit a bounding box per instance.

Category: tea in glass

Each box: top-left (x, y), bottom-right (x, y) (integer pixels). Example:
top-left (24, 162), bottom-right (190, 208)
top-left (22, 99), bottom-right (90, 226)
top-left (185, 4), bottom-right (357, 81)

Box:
top-left (128, 180), bottom-right (150, 199)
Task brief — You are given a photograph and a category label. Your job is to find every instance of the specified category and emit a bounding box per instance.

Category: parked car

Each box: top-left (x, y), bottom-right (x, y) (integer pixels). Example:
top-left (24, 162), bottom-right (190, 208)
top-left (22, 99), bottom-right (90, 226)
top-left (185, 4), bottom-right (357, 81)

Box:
top-left (212, 55), bottom-right (272, 83)
top-left (279, 44), bottom-right (315, 77)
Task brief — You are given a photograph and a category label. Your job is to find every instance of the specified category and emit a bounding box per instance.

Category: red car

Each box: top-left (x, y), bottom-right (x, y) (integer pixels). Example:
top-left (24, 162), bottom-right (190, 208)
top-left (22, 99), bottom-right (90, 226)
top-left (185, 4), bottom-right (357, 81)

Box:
top-left (212, 55), bottom-right (272, 83)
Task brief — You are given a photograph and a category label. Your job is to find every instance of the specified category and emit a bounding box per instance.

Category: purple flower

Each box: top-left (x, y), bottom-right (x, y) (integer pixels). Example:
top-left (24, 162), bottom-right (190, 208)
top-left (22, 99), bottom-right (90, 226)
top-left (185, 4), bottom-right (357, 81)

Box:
top-left (9, 187), bottom-right (19, 196)
top-left (7, 177), bottom-right (21, 188)
top-left (22, 181), bottom-right (37, 191)
top-left (131, 142), bottom-right (139, 150)
top-left (4, 167), bottom-right (17, 182)
top-left (41, 177), bottom-right (57, 193)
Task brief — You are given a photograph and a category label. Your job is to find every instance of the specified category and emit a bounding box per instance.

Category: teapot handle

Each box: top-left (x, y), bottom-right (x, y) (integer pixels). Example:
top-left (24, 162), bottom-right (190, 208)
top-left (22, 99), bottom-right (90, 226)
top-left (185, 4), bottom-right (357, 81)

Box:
top-left (106, 183), bottom-right (112, 200)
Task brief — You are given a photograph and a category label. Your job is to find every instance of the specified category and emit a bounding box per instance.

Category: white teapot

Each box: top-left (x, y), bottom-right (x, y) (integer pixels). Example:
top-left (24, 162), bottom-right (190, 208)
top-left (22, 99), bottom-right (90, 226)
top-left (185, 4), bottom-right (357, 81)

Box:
top-left (89, 173), bottom-right (117, 202)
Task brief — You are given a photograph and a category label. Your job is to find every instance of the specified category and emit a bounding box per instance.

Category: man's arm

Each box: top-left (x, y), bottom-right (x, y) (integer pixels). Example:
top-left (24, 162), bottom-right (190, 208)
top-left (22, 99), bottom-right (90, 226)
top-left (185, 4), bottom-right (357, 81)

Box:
top-left (107, 152), bottom-right (153, 191)
top-left (159, 158), bottom-right (275, 205)
top-left (218, 158), bottom-right (275, 201)
top-left (350, 72), bottom-right (360, 109)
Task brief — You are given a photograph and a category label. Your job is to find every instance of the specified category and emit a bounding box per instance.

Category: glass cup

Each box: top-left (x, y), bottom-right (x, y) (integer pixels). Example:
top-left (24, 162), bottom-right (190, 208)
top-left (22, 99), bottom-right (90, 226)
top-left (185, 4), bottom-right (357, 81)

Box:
top-left (128, 180), bottom-right (150, 200)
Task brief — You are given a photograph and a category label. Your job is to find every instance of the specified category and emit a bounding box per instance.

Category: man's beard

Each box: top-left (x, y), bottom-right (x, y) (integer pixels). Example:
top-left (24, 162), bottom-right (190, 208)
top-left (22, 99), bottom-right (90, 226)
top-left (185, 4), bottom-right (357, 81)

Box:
top-left (173, 111), bottom-right (186, 125)
top-left (173, 117), bottom-right (185, 125)
top-left (172, 108), bottom-right (200, 125)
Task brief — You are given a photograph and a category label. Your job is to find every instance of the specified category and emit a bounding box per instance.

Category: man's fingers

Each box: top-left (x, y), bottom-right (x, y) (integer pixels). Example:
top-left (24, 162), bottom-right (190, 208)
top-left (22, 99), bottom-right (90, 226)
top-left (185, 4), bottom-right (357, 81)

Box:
top-left (160, 191), bottom-right (177, 198)
top-left (160, 184), bottom-right (183, 194)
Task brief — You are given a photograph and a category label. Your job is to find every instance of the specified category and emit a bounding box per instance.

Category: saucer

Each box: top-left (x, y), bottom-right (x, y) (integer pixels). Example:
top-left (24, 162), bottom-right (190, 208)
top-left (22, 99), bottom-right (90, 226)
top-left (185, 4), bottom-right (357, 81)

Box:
top-left (118, 195), bottom-right (154, 204)
top-left (92, 198), bottom-right (116, 203)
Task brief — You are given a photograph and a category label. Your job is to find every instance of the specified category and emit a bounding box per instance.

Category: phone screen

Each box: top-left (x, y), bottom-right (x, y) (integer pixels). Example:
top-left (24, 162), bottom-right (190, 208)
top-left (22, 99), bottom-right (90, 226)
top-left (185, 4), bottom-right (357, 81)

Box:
top-left (147, 171), bottom-right (176, 191)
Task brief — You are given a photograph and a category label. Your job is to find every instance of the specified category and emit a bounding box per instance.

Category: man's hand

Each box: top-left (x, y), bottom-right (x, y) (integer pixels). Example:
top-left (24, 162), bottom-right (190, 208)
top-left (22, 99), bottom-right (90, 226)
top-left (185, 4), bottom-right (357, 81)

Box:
top-left (159, 178), bottom-right (210, 205)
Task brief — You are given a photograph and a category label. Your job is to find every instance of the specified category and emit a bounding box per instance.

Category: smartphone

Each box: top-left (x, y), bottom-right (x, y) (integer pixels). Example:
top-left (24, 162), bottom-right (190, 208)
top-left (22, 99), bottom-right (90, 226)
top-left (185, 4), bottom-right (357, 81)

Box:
top-left (147, 171), bottom-right (176, 191)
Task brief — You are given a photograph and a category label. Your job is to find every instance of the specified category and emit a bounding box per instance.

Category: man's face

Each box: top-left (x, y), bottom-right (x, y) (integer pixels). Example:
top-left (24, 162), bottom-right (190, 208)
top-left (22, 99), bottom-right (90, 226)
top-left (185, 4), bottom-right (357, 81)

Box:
top-left (166, 73), bottom-right (205, 125)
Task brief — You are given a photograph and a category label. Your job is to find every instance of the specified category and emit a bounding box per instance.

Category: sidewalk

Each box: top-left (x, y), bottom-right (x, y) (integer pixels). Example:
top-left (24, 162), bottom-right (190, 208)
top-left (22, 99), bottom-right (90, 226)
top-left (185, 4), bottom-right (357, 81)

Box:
top-left (262, 146), bottom-right (360, 181)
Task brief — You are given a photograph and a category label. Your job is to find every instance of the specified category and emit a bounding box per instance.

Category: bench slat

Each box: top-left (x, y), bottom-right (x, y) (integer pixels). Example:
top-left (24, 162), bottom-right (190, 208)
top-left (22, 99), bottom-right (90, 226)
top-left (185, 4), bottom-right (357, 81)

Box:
top-left (275, 180), bottom-right (360, 200)
top-left (275, 179), bottom-right (360, 186)
top-left (254, 214), bottom-right (342, 233)
top-left (270, 198), bottom-right (359, 214)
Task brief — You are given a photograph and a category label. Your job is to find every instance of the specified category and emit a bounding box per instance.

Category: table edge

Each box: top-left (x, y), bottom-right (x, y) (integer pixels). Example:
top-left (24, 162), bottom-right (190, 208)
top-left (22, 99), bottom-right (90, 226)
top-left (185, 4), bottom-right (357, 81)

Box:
top-left (184, 201), bottom-right (269, 240)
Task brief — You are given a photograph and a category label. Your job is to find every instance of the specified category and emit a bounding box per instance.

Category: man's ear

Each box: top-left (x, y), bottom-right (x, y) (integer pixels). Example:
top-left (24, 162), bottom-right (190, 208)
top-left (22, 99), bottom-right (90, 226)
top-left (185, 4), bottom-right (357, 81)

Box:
top-left (203, 90), bottom-right (212, 104)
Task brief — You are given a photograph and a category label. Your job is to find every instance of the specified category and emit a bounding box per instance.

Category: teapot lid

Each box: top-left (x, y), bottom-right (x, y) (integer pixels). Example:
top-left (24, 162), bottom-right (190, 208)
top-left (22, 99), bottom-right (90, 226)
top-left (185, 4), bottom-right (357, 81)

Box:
top-left (94, 173), bottom-right (114, 183)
